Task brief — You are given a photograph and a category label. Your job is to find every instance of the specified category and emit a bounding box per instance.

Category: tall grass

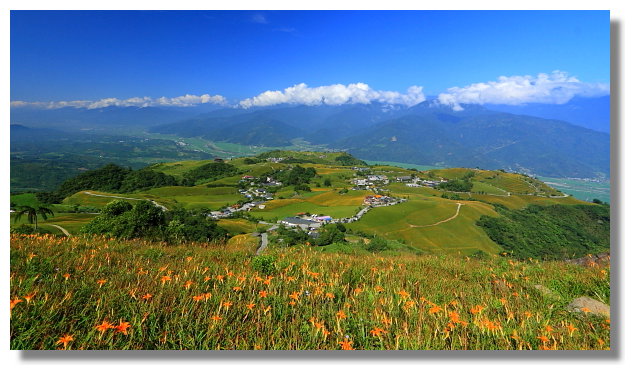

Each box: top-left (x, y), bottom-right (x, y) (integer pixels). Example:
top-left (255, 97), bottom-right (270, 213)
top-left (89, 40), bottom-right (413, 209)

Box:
top-left (10, 234), bottom-right (610, 350)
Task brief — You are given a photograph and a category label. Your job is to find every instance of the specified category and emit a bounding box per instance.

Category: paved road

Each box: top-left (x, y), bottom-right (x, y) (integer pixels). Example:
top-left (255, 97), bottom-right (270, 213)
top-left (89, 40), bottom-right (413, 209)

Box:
top-left (45, 224), bottom-right (71, 236)
top-left (83, 191), bottom-right (168, 211)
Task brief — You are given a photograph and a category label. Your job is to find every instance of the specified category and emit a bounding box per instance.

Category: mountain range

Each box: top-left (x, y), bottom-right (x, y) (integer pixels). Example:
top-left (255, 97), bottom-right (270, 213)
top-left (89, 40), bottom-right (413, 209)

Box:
top-left (10, 96), bottom-right (610, 179)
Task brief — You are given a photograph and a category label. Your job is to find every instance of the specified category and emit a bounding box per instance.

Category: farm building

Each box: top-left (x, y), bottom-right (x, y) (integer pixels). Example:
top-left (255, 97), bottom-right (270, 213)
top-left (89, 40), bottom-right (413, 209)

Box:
top-left (279, 217), bottom-right (322, 231)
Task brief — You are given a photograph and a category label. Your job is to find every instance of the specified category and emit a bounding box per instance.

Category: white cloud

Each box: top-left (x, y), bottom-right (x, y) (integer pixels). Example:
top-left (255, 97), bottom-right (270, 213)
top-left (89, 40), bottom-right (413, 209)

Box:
top-left (437, 71), bottom-right (609, 111)
top-left (11, 94), bottom-right (227, 110)
top-left (251, 13), bottom-right (268, 24)
top-left (239, 83), bottom-right (426, 108)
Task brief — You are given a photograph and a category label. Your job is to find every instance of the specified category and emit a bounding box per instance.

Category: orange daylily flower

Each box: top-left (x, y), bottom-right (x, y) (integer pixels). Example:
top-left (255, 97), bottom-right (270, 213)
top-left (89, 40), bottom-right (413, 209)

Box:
top-left (161, 275), bottom-right (172, 284)
top-left (10, 298), bottom-right (23, 311)
top-left (374, 285), bottom-right (384, 293)
top-left (63, 273), bottom-right (71, 281)
top-left (183, 281), bottom-right (194, 289)
top-left (246, 303), bottom-right (256, 310)
top-left (537, 335), bottom-right (549, 343)
top-left (581, 307), bottom-right (591, 313)
top-left (339, 339), bottom-right (355, 350)
top-left (428, 305), bottom-right (442, 314)
top-left (336, 310), bottom-right (347, 319)
top-left (95, 320), bottom-right (115, 333)
top-left (141, 293), bottom-right (152, 301)
top-left (325, 292), bottom-right (335, 300)
top-left (204, 292), bottom-right (212, 300)
top-left (211, 315), bottom-right (222, 321)
top-left (222, 301), bottom-right (233, 308)
top-left (204, 276), bottom-right (211, 282)
top-left (193, 295), bottom-right (204, 302)
top-left (397, 290), bottom-right (410, 299)
top-left (56, 334), bottom-right (74, 349)
top-left (259, 290), bottom-right (268, 298)
top-left (216, 275), bottom-right (224, 282)
top-left (233, 286), bottom-right (242, 291)
top-left (448, 311), bottom-right (461, 323)
top-left (115, 321), bottom-right (131, 335)
top-left (567, 323), bottom-right (577, 335)
top-left (370, 327), bottom-right (386, 337)
top-left (470, 305), bottom-right (484, 314)
top-left (97, 279), bottom-right (107, 287)
top-left (289, 291), bottom-right (300, 300)
top-left (23, 292), bottom-right (37, 304)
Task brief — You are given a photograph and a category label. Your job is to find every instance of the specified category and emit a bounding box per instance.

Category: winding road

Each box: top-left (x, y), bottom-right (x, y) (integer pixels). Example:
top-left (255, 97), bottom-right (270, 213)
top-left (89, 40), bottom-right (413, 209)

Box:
top-left (83, 191), bottom-right (168, 211)
top-left (45, 224), bottom-right (71, 236)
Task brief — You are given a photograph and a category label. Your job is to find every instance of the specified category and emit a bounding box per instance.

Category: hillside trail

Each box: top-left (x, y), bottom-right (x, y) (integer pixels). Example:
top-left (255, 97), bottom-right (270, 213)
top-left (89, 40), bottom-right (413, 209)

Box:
top-left (409, 202), bottom-right (463, 228)
top-left (45, 224), bottom-right (71, 236)
top-left (83, 191), bottom-right (168, 211)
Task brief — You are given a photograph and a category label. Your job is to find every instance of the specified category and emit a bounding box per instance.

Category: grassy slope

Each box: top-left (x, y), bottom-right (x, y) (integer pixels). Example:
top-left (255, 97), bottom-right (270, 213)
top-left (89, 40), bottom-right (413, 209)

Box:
top-left (22, 154), bottom-right (593, 253)
top-left (10, 234), bottom-right (610, 350)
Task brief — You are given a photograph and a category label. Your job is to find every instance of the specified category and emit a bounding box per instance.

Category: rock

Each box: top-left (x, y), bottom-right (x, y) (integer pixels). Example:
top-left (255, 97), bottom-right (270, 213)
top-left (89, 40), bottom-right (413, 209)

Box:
top-left (533, 284), bottom-right (561, 300)
top-left (567, 296), bottom-right (610, 317)
top-left (566, 253), bottom-right (610, 267)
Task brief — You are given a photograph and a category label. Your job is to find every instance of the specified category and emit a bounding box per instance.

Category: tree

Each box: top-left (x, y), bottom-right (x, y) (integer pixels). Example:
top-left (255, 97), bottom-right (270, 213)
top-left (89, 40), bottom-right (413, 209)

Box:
top-left (13, 205), bottom-right (54, 230)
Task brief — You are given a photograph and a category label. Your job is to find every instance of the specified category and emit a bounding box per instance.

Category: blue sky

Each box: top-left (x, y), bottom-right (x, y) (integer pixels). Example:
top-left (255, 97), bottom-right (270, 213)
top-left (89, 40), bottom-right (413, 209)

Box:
top-left (10, 10), bottom-right (609, 107)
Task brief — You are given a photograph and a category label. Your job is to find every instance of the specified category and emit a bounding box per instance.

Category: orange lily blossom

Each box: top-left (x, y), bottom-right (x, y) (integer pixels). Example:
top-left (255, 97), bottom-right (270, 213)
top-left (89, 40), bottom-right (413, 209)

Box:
top-left (56, 334), bottom-right (74, 349)
top-left (448, 311), bottom-right (460, 323)
top-left (10, 298), bottom-right (23, 311)
top-left (289, 292), bottom-right (300, 300)
top-left (184, 281), bottom-right (194, 289)
top-left (63, 273), bottom-right (71, 280)
top-left (537, 335), bottom-right (549, 343)
top-left (24, 292), bottom-right (37, 304)
top-left (370, 327), bottom-right (386, 337)
top-left (141, 293), bottom-right (152, 300)
top-left (339, 339), bottom-right (354, 350)
top-left (222, 301), bottom-right (233, 308)
top-left (325, 292), bottom-right (335, 300)
top-left (95, 320), bottom-right (115, 333)
top-left (115, 321), bottom-right (131, 335)
top-left (246, 303), bottom-right (256, 310)
top-left (193, 295), bottom-right (204, 302)
top-left (233, 286), bottom-right (242, 291)
top-left (336, 310), bottom-right (347, 319)
top-left (161, 275), bottom-right (171, 284)
top-left (211, 315), bottom-right (222, 321)
top-left (428, 305), bottom-right (442, 314)
top-left (97, 279), bottom-right (107, 287)
top-left (259, 290), bottom-right (268, 298)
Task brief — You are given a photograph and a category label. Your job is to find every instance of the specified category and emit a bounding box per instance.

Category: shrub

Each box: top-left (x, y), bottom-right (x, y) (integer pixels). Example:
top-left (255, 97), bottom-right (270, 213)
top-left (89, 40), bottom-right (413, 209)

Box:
top-left (251, 255), bottom-right (276, 275)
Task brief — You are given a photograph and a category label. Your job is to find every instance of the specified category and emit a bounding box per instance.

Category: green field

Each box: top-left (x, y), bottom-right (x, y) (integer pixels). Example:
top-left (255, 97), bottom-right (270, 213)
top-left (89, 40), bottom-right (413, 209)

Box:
top-left (363, 160), bottom-right (441, 171)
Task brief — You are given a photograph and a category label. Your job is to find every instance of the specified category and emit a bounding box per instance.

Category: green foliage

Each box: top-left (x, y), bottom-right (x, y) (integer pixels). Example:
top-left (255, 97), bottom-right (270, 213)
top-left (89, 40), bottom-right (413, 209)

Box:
top-left (315, 225), bottom-right (346, 246)
top-left (251, 255), bottom-right (276, 275)
top-left (334, 153), bottom-right (366, 166)
top-left (35, 191), bottom-right (64, 204)
top-left (323, 178), bottom-right (332, 187)
top-left (55, 164), bottom-right (176, 198)
top-left (366, 236), bottom-right (389, 252)
top-left (476, 204), bottom-right (610, 260)
top-left (57, 164), bottom-right (130, 197)
top-left (182, 162), bottom-right (239, 186)
top-left (266, 165), bottom-right (317, 186)
top-left (274, 225), bottom-right (310, 246)
top-left (119, 169), bottom-right (177, 193)
top-left (437, 179), bottom-right (473, 192)
top-left (83, 200), bottom-right (227, 243)
top-left (13, 205), bottom-right (55, 230)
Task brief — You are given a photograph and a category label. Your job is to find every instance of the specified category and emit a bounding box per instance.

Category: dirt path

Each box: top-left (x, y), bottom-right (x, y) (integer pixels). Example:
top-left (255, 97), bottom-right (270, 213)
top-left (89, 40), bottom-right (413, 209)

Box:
top-left (256, 232), bottom-right (268, 255)
top-left (45, 224), bottom-right (71, 236)
top-left (409, 203), bottom-right (463, 228)
top-left (83, 191), bottom-right (168, 211)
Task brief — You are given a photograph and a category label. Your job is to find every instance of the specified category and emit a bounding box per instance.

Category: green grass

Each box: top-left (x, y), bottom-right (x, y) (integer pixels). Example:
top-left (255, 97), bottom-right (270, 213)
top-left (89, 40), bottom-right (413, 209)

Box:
top-left (10, 193), bottom-right (42, 208)
top-left (363, 160), bottom-right (441, 171)
top-left (11, 212), bottom-right (97, 235)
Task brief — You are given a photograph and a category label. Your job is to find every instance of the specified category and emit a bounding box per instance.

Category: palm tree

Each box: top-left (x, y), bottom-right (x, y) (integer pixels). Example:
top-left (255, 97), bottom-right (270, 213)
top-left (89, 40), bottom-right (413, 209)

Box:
top-left (13, 205), bottom-right (54, 230)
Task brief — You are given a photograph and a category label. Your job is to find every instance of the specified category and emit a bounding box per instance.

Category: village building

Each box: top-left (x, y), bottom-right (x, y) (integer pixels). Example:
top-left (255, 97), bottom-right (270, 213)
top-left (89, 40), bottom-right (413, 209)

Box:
top-left (279, 217), bottom-right (322, 231)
